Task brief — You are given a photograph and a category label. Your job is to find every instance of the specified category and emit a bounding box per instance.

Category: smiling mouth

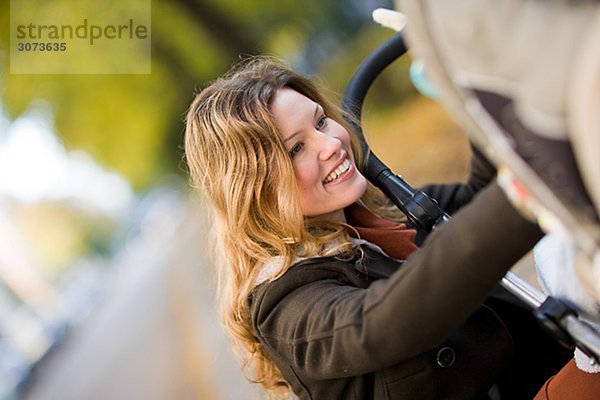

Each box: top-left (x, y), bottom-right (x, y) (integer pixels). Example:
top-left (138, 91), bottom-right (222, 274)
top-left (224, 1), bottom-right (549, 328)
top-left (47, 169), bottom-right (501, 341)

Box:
top-left (323, 158), bottom-right (351, 184)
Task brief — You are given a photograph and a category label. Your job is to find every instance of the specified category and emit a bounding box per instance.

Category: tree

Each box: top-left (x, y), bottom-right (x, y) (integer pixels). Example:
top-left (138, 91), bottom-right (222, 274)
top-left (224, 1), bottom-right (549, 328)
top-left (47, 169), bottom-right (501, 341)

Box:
top-left (0, 0), bottom-right (403, 190)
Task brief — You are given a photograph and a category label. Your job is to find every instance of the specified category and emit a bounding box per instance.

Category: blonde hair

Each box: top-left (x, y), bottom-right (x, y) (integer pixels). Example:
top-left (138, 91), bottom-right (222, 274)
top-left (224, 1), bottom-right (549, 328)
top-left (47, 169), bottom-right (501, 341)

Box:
top-left (185, 57), bottom-right (400, 397)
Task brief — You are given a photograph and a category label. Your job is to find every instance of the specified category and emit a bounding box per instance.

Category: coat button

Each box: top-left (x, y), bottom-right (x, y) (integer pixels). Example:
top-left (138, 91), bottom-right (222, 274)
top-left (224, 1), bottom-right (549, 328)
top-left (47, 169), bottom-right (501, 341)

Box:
top-left (436, 347), bottom-right (456, 368)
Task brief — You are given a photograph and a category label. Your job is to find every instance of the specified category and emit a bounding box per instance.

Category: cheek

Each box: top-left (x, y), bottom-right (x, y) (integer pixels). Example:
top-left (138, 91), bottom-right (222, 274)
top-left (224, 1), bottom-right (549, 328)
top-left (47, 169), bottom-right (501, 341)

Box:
top-left (293, 159), bottom-right (321, 191)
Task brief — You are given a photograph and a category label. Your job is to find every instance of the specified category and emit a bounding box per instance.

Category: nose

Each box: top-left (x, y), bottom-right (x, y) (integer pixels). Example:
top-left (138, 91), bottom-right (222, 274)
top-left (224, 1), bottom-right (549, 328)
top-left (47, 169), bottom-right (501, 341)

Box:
top-left (315, 131), bottom-right (342, 161)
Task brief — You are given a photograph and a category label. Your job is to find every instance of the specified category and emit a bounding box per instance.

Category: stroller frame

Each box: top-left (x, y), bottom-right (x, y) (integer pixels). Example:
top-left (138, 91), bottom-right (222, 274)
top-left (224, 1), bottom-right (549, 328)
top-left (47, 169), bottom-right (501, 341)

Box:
top-left (341, 31), bottom-right (600, 363)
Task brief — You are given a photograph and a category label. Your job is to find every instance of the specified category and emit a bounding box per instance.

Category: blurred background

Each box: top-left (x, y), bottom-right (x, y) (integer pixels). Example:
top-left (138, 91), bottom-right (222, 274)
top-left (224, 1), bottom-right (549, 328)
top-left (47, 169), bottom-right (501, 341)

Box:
top-left (0, 0), bottom-right (471, 399)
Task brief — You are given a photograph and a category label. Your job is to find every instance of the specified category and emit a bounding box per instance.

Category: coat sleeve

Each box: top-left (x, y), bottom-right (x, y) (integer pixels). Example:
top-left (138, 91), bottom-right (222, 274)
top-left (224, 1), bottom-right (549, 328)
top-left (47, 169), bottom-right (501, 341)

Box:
top-left (251, 183), bottom-right (542, 380)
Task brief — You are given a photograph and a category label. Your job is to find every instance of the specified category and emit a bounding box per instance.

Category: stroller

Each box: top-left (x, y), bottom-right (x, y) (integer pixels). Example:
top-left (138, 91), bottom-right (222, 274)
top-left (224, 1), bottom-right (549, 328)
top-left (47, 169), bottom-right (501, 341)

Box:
top-left (341, 0), bottom-right (600, 391)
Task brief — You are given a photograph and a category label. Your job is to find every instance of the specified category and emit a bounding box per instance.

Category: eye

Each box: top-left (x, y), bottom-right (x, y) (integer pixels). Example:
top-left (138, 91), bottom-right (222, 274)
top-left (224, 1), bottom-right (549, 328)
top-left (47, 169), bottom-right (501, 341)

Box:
top-left (316, 115), bottom-right (328, 130)
top-left (289, 142), bottom-right (304, 157)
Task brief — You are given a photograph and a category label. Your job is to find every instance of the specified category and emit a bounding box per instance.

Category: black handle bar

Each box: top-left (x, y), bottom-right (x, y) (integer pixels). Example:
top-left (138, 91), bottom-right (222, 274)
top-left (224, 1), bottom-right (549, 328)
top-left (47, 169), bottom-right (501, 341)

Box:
top-left (341, 32), bottom-right (449, 233)
top-left (340, 31), bottom-right (600, 363)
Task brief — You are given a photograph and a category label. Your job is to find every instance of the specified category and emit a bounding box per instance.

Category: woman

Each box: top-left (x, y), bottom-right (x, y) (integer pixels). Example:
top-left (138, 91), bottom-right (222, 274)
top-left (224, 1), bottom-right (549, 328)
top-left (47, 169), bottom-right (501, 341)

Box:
top-left (184, 57), bottom-right (565, 399)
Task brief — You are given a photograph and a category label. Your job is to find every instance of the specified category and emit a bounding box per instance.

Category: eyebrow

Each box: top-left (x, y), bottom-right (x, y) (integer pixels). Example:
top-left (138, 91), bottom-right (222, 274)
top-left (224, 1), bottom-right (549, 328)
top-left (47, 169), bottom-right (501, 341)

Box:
top-left (283, 104), bottom-right (321, 143)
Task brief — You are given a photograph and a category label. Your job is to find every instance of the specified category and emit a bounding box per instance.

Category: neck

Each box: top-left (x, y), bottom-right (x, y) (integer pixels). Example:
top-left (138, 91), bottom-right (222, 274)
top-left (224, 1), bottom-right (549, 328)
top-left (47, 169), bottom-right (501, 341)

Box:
top-left (310, 208), bottom-right (347, 224)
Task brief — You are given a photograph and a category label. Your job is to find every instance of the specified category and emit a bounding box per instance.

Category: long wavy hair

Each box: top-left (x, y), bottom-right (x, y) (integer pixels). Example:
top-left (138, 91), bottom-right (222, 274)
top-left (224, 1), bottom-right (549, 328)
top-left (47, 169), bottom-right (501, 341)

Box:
top-left (185, 57), bottom-right (400, 397)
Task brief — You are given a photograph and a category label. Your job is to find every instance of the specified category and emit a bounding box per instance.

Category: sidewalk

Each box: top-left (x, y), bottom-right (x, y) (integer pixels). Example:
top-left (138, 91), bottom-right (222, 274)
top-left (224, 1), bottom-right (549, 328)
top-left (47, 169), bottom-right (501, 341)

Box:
top-left (20, 189), bottom-right (263, 400)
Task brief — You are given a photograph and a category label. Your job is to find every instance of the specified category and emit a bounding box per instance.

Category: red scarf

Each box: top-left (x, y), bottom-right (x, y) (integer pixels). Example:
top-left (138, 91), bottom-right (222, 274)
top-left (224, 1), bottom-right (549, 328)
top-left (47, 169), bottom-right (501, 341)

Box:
top-left (344, 203), bottom-right (418, 260)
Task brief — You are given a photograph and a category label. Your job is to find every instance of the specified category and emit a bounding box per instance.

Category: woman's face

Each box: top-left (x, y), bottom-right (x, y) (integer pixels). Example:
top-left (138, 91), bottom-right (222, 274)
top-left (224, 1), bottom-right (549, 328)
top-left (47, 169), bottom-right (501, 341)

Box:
top-left (270, 88), bottom-right (368, 222)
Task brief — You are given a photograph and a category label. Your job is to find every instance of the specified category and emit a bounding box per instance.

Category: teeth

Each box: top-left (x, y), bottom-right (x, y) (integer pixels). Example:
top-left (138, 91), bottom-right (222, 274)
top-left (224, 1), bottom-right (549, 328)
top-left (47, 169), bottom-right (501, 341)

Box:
top-left (324, 158), bottom-right (351, 183)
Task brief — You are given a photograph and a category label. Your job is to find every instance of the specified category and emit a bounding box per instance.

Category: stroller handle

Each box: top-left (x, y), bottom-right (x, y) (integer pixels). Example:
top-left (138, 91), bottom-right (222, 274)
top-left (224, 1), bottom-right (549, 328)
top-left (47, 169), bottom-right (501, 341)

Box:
top-left (341, 31), bottom-right (600, 362)
top-left (342, 32), bottom-right (450, 232)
